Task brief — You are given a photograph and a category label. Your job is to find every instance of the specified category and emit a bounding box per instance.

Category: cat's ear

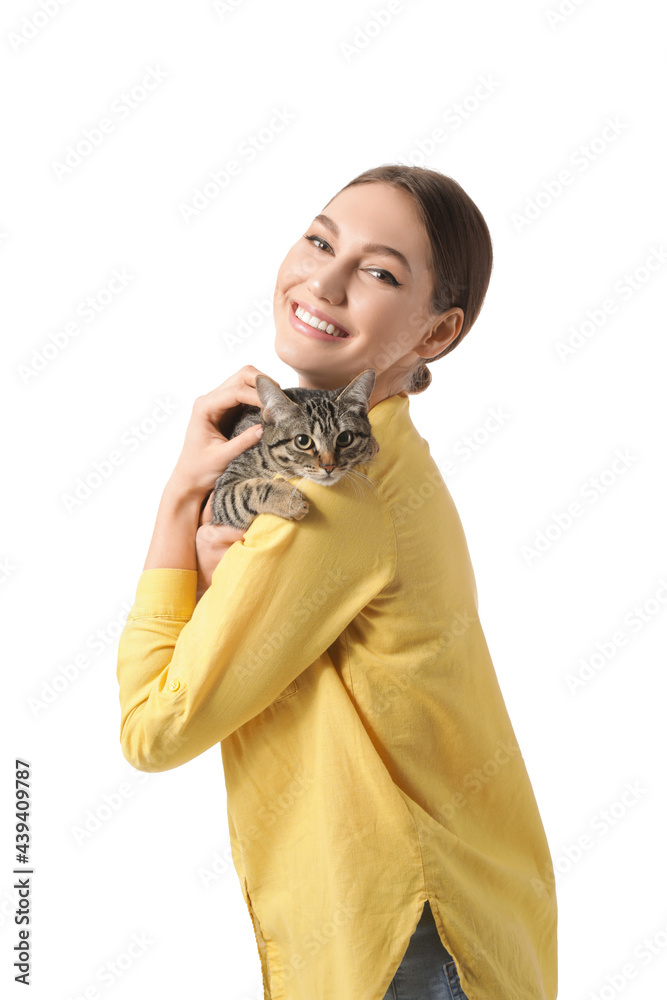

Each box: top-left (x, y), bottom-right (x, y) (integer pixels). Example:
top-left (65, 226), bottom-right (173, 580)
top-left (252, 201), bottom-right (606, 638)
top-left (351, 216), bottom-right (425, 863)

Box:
top-left (255, 374), bottom-right (299, 426)
top-left (334, 368), bottom-right (376, 412)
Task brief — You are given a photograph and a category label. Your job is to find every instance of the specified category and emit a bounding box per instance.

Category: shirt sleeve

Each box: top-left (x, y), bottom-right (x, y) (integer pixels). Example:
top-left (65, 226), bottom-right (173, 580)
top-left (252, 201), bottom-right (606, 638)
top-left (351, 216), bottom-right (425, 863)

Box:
top-left (115, 477), bottom-right (396, 772)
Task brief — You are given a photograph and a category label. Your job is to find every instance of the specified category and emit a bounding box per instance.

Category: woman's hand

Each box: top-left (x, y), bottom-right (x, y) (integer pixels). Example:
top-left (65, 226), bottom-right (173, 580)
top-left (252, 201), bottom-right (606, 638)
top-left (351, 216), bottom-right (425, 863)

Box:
top-left (195, 492), bottom-right (246, 601)
top-left (143, 365), bottom-right (267, 573)
top-left (169, 365), bottom-right (267, 499)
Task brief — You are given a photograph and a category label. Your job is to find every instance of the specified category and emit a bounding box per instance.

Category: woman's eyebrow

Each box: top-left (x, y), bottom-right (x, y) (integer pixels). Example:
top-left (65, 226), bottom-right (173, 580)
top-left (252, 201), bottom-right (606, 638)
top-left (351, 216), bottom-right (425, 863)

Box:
top-left (313, 213), bottom-right (413, 275)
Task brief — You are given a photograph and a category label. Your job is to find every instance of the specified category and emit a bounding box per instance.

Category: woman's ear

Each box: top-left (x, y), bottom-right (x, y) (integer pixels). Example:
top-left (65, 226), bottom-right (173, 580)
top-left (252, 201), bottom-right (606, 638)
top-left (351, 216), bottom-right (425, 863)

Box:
top-left (417, 307), bottom-right (464, 359)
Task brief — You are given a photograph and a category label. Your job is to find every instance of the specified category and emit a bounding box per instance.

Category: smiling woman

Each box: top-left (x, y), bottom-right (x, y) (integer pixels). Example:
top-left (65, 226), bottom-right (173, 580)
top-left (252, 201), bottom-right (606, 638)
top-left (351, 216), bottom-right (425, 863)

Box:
top-left (273, 163), bottom-right (494, 407)
top-left (115, 164), bottom-right (558, 1000)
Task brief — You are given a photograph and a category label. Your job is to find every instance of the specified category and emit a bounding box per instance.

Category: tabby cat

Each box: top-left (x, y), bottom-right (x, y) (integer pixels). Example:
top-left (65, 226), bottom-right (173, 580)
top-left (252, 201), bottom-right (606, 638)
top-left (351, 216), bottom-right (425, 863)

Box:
top-left (209, 368), bottom-right (379, 530)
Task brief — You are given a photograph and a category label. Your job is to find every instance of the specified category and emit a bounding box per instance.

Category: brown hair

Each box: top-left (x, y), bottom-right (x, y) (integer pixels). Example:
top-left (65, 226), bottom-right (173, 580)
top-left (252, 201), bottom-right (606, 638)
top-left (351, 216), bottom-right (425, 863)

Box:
top-left (331, 164), bottom-right (493, 394)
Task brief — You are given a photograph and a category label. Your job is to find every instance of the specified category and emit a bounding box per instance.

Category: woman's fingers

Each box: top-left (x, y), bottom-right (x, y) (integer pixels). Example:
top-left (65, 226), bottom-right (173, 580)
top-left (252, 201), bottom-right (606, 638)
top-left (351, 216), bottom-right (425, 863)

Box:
top-left (199, 492), bottom-right (215, 526)
top-left (198, 490), bottom-right (252, 539)
top-left (195, 517), bottom-right (246, 601)
top-left (196, 519), bottom-right (246, 597)
top-left (198, 521), bottom-right (246, 545)
top-left (222, 420), bottom-right (264, 459)
top-left (170, 366), bottom-right (276, 498)
top-left (195, 366), bottom-right (269, 425)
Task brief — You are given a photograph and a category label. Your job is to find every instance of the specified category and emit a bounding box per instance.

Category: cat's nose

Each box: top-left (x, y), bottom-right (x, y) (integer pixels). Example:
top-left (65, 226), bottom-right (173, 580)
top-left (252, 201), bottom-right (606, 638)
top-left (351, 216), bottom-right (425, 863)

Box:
top-left (321, 456), bottom-right (337, 475)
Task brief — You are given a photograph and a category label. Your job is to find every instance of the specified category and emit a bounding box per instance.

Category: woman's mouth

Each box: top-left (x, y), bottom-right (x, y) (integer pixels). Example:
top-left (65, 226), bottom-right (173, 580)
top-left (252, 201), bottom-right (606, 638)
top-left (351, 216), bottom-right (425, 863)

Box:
top-left (289, 300), bottom-right (350, 341)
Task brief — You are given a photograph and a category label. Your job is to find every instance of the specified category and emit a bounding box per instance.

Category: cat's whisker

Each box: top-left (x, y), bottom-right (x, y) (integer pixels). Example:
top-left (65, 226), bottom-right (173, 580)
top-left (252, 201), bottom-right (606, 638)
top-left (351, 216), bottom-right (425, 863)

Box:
top-left (210, 374), bottom-right (381, 525)
top-left (348, 463), bottom-right (377, 483)
top-left (343, 471), bottom-right (362, 499)
top-left (288, 475), bottom-right (310, 516)
top-left (345, 477), bottom-right (373, 501)
top-left (344, 469), bottom-right (379, 497)
top-left (350, 466), bottom-right (377, 485)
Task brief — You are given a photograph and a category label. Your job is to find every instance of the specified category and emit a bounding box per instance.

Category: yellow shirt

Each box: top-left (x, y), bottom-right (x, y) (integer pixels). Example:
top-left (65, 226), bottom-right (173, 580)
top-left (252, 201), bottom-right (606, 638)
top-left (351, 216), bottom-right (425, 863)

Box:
top-left (116, 391), bottom-right (558, 1000)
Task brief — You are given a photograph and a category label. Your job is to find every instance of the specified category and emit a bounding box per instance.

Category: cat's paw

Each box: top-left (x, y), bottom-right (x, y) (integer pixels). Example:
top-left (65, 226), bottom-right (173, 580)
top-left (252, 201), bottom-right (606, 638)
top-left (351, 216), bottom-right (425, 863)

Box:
top-left (288, 492), bottom-right (309, 521)
top-left (271, 488), bottom-right (309, 521)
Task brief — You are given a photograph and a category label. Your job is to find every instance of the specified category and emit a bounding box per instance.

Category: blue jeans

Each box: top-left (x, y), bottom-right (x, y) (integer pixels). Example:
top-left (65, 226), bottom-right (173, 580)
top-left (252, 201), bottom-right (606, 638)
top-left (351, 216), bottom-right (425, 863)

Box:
top-left (381, 900), bottom-right (470, 1000)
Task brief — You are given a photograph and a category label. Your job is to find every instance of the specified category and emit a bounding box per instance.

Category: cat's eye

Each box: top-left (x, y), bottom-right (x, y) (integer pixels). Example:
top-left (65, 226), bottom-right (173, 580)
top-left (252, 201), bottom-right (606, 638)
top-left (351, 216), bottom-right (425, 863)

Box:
top-left (294, 434), bottom-right (313, 450)
top-left (336, 431), bottom-right (353, 447)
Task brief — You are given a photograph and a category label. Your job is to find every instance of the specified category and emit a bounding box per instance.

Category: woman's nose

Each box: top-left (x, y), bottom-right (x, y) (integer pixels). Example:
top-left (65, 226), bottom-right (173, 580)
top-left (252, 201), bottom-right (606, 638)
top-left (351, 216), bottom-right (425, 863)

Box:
top-left (307, 263), bottom-right (347, 304)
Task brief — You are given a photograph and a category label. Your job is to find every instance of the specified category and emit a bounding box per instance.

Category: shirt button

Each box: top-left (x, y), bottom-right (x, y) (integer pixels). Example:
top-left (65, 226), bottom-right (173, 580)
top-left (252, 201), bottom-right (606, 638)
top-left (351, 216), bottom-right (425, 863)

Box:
top-left (168, 679), bottom-right (180, 692)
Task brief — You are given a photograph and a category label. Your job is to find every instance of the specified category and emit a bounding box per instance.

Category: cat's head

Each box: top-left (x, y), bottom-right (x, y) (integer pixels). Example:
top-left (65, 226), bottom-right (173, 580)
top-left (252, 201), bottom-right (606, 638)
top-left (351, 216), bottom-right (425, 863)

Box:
top-left (254, 368), bottom-right (380, 485)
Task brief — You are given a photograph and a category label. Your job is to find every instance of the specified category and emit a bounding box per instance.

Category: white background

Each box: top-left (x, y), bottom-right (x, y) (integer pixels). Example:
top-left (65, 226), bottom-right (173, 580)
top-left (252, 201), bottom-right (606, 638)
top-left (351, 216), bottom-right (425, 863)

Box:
top-left (2, 1), bottom-right (666, 998)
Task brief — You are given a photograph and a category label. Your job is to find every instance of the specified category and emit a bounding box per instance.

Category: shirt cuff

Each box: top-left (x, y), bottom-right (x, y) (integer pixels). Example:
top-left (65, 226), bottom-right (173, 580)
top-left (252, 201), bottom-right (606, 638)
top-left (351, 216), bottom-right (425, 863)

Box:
top-left (128, 568), bottom-right (198, 620)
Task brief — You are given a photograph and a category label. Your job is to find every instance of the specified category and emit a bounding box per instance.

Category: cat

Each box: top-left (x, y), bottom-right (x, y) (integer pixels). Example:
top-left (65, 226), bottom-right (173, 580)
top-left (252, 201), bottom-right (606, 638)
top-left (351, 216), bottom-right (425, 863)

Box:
top-left (208, 368), bottom-right (379, 530)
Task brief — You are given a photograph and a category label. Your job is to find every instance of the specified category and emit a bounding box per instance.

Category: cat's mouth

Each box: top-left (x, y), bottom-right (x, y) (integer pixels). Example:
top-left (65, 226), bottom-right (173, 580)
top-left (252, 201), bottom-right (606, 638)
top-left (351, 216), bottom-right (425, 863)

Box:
top-left (296, 469), bottom-right (342, 484)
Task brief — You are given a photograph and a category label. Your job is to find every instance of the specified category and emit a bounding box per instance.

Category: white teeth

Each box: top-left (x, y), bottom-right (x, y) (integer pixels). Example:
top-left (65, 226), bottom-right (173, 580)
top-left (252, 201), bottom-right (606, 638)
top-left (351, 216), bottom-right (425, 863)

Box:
top-left (295, 304), bottom-right (346, 337)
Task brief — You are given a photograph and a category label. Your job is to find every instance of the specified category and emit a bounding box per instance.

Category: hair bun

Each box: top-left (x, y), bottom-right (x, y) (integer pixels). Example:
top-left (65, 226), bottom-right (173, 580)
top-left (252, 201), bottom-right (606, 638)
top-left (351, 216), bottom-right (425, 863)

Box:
top-left (406, 360), bottom-right (431, 395)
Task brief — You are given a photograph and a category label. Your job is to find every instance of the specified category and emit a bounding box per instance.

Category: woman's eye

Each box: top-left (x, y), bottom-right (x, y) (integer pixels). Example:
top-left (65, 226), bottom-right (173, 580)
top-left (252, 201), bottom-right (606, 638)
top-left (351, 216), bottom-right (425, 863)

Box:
top-left (337, 431), bottom-right (353, 447)
top-left (304, 234), bottom-right (331, 252)
top-left (304, 234), bottom-right (400, 287)
top-left (295, 434), bottom-right (313, 449)
top-left (366, 268), bottom-right (399, 286)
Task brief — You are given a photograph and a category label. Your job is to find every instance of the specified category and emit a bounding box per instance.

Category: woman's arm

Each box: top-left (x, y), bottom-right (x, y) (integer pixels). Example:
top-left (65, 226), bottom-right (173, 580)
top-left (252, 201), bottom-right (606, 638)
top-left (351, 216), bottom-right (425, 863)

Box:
top-left (194, 492), bottom-right (245, 601)
top-left (143, 478), bottom-right (204, 572)
top-left (144, 478), bottom-right (245, 601)
top-left (116, 473), bottom-right (397, 774)
top-left (141, 365), bottom-right (265, 581)
top-left (116, 364), bottom-right (397, 773)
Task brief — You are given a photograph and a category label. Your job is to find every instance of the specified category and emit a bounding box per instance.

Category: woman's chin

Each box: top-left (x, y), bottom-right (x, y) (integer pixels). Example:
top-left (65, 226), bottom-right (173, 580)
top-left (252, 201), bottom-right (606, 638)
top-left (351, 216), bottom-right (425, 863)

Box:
top-left (274, 335), bottom-right (354, 391)
top-left (273, 329), bottom-right (301, 369)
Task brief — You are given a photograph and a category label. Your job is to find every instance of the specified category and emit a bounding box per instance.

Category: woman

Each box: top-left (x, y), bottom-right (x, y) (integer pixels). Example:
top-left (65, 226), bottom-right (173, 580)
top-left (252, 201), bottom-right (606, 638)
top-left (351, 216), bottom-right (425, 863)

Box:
top-left (116, 164), bottom-right (558, 1000)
